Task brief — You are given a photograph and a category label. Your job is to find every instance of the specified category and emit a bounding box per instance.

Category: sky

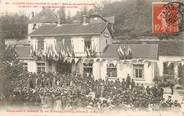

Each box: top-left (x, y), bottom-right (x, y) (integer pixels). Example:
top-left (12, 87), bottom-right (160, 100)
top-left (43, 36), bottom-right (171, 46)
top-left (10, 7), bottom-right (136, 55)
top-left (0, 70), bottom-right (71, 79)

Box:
top-left (0, 0), bottom-right (122, 17)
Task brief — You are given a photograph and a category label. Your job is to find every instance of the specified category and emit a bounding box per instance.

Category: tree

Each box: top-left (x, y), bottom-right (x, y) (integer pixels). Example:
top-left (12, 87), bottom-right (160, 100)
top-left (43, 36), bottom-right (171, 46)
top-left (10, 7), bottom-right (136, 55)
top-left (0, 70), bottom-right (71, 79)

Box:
top-left (72, 6), bottom-right (95, 22)
top-left (100, 0), bottom-right (153, 36)
top-left (57, 8), bottom-right (66, 24)
top-left (0, 14), bottom-right (29, 40)
top-left (0, 38), bottom-right (23, 96)
top-left (66, 10), bottom-right (72, 23)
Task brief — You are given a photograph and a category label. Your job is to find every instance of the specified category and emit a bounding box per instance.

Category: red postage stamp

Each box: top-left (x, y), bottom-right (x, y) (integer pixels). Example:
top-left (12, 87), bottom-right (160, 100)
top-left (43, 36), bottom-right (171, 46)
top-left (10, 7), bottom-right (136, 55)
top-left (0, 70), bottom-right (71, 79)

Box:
top-left (152, 2), bottom-right (178, 33)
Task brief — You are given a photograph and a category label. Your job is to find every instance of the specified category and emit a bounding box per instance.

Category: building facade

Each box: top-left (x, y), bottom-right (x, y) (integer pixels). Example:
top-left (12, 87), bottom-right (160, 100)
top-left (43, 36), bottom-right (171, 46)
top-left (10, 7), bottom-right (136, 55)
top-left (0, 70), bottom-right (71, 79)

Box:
top-left (15, 9), bottom-right (184, 85)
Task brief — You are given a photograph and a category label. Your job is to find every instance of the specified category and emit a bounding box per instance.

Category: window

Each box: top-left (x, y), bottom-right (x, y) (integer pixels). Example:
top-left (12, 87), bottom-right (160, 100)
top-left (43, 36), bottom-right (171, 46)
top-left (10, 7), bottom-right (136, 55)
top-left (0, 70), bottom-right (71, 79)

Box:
top-left (37, 39), bottom-right (44, 50)
top-left (56, 61), bottom-right (72, 74)
top-left (84, 39), bottom-right (91, 49)
top-left (83, 63), bottom-right (93, 78)
top-left (133, 64), bottom-right (144, 79)
top-left (107, 63), bottom-right (117, 77)
top-left (37, 62), bottom-right (45, 73)
top-left (22, 62), bottom-right (28, 72)
top-left (163, 62), bottom-right (174, 76)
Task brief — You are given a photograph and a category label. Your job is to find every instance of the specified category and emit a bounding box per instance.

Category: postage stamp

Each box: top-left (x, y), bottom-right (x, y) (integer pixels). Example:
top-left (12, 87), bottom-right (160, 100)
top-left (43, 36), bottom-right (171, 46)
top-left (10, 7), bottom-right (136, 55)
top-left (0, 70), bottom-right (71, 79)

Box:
top-left (152, 2), bottom-right (179, 33)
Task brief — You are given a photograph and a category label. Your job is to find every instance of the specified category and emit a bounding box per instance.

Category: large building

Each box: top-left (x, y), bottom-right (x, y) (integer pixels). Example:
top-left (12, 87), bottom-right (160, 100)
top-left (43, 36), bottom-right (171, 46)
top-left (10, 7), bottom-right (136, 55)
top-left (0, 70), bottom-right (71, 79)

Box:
top-left (15, 9), bottom-right (184, 85)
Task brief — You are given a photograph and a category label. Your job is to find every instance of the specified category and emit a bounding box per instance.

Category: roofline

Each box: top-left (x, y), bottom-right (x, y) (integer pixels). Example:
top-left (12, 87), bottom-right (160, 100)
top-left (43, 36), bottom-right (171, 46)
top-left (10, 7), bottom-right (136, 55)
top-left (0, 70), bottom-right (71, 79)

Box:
top-left (109, 43), bottom-right (159, 45)
top-left (159, 55), bottom-right (184, 57)
top-left (101, 22), bottom-right (109, 33)
top-left (29, 33), bottom-right (102, 37)
top-left (100, 57), bottom-right (158, 61)
top-left (29, 21), bottom-right (58, 23)
top-left (18, 57), bottom-right (34, 60)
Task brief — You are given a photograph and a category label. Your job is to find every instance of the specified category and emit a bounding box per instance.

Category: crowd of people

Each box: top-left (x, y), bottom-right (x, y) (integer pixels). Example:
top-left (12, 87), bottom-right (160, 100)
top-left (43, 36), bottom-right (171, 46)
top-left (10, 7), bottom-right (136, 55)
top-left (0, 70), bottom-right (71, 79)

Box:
top-left (3, 72), bottom-right (183, 111)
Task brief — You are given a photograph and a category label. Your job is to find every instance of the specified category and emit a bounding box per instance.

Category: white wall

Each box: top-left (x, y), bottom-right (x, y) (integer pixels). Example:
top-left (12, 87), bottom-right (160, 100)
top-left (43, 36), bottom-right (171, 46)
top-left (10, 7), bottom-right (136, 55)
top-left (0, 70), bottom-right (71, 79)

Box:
top-left (91, 36), bottom-right (100, 53)
top-left (28, 23), bottom-right (34, 35)
top-left (21, 60), bottom-right (37, 73)
top-left (143, 62), bottom-right (155, 85)
top-left (28, 60), bottom-right (37, 73)
top-left (21, 60), bottom-right (57, 73)
top-left (93, 62), bottom-right (100, 80)
top-left (100, 61), bottom-right (107, 80)
top-left (157, 56), bottom-right (184, 78)
top-left (95, 60), bottom-right (155, 85)
top-left (23, 58), bottom-right (155, 85)
top-left (157, 60), bottom-right (164, 77)
top-left (72, 37), bottom-right (85, 57)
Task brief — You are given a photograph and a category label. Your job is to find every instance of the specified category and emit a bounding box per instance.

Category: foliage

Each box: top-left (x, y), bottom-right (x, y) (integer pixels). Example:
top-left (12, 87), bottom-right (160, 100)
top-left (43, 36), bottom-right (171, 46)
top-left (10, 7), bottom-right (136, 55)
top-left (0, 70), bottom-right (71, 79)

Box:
top-left (57, 8), bottom-right (66, 24)
top-left (71, 0), bottom-right (154, 37)
top-left (0, 14), bottom-right (29, 40)
top-left (0, 46), bottom-right (23, 79)
top-left (0, 43), bottom-right (23, 95)
top-left (101, 0), bottom-right (153, 36)
top-left (153, 76), bottom-right (176, 87)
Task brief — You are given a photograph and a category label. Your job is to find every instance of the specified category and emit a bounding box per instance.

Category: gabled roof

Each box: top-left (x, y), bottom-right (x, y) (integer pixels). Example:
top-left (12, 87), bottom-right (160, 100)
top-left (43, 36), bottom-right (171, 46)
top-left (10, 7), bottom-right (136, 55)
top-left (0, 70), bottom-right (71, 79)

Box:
top-left (102, 44), bottom-right (158, 60)
top-left (104, 16), bottom-right (115, 24)
top-left (30, 22), bottom-right (108, 37)
top-left (30, 9), bottom-right (58, 23)
top-left (159, 41), bottom-right (184, 56)
top-left (30, 24), bottom-right (56, 36)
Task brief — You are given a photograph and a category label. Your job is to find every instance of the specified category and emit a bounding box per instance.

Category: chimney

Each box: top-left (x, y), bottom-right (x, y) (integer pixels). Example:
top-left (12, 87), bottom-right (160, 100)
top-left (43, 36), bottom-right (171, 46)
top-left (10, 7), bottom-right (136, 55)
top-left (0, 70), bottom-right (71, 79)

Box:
top-left (82, 15), bottom-right (88, 25)
top-left (31, 11), bottom-right (34, 18)
top-left (57, 13), bottom-right (61, 26)
top-left (57, 19), bottom-right (61, 26)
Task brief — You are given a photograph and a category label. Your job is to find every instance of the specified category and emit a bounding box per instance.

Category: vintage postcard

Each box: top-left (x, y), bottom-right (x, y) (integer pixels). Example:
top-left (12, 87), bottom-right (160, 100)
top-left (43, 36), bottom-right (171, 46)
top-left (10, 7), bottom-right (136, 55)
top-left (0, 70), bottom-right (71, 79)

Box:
top-left (0, 0), bottom-right (184, 116)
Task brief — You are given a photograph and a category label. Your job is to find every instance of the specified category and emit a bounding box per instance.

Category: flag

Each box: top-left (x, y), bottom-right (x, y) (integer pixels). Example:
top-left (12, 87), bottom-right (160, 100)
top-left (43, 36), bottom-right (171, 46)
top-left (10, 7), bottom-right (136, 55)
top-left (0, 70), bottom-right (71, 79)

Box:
top-left (74, 58), bottom-right (79, 64)
top-left (31, 39), bottom-right (37, 56)
top-left (62, 49), bottom-right (67, 57)
top-left (167, 62), bottom-right (171, 67)
top-left (148, 61), bottom-right (151, 68)
top-left (63, 57), bottom-right (67, 63)
top-left (181, 62), bottom-right (184, 66)
top-left (85, 47), bottom-right (90, 57)
top-left (101, 59), bottom-right (106, 62)
top-left (67, 47), bottom-right (72, 57)
top-left (30, 44), bottom-right (34, 56)
top-left (69, 58), bottom-right (73, 63)
top-left (96, 58), bottom-right (100, 62)
top-left (127, 46), bottom-right (132, 56)
top-left (117, 45), bottom-right (124, 58)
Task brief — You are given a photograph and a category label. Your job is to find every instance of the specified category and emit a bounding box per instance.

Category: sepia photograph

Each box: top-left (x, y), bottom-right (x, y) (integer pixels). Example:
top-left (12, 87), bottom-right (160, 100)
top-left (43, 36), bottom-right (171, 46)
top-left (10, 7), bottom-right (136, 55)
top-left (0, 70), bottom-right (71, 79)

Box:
top-left (0, 0), bottom-right (184, 115)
